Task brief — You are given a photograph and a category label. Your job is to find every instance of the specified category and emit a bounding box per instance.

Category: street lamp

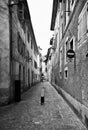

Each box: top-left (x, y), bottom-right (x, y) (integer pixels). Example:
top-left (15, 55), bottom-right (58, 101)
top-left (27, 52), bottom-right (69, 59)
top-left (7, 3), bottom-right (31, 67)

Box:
top-left (8, 1), bottom-right (18, 7)
top-left (10, 0), bottom-right (15, 5)
top-left (8, 0), bottom-right (24, 7)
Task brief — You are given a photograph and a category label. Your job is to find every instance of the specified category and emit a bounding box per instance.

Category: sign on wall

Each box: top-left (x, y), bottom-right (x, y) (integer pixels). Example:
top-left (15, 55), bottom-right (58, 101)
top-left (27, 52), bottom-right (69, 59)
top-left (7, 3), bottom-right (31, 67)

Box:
top-left (67, 49), bottom-right (75, 59)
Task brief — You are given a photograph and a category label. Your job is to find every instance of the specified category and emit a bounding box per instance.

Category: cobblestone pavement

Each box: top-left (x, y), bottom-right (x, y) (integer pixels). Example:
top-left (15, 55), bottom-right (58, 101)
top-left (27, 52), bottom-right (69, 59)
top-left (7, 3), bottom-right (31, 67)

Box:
top-left (0, 82), bottom-right (87, 130)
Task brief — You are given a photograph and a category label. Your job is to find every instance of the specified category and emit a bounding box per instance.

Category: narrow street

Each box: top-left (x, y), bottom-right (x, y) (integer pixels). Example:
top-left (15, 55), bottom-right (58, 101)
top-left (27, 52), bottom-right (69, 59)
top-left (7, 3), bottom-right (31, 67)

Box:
top-left (0, 82), bottom-right (87, 130)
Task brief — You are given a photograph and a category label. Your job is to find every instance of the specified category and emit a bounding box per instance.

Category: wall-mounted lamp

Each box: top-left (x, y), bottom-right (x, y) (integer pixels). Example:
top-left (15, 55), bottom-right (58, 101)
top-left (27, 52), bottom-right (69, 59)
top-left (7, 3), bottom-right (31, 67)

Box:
top-left (8, 1), bottom-right (18, 7)
top-left (8, 0), bottom-right (23, 7)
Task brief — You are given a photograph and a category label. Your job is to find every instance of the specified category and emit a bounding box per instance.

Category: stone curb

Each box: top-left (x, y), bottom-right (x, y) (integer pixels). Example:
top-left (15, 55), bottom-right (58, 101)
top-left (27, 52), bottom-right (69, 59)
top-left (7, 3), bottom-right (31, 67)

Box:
top-left (51, 82), bottom-right (88, 129)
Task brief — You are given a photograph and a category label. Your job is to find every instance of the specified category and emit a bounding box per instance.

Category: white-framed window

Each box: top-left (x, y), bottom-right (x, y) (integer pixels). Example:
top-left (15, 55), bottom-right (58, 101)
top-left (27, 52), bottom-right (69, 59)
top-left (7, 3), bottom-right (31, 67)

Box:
top-left (78, 1), bottom-right (88, 42)
top-left (70, 0), bottom-right (76, 12)
top-left (66, 0), bottom-right (69, 26)
top-left (69, 36), bottom-right (75, 50)
top-left (64, 67), bottom-right (68, 79)
top-left (71, 0), bottom-right (75, 5)
top-left (65, 0), bottom-right (70, 26)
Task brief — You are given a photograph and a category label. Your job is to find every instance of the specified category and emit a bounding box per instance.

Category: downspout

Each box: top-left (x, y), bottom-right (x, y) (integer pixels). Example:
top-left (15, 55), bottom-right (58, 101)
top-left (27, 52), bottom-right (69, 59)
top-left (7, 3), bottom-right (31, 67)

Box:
top-left (8, 0), bottom-right (13, 103)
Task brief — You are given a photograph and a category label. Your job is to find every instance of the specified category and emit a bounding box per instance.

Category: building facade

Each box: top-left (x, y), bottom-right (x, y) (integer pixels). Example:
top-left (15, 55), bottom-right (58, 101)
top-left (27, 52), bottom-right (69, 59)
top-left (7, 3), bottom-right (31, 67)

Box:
top-left (50, 0), bottom-right (88, 128)
top-left (0, 0), bottom-right (40, 105)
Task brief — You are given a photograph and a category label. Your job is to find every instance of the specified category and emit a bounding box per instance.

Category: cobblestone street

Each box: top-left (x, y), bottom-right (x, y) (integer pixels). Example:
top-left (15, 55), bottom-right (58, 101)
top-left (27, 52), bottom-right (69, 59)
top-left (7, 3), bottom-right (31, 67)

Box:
top-left (0, 82), bottom-right (87, 130)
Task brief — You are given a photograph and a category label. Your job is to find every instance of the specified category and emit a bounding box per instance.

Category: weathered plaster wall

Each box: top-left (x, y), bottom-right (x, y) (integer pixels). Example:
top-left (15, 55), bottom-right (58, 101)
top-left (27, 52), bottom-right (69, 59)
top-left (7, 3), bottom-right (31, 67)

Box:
top-left (0, 0), bottom-right (10, 104)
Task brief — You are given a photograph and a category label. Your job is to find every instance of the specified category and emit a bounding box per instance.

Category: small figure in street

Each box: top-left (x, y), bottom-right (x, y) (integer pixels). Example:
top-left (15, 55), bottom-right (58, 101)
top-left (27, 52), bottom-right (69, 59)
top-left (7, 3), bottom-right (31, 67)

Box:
top-left (41, 73), bottom-right (44, 82)
top-left (41, 87), bottom-right (45, 105)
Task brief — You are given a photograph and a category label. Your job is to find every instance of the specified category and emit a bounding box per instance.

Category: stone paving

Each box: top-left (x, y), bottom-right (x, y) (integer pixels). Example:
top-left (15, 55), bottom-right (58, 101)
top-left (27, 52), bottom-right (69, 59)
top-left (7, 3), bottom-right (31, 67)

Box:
top-left (0, 81), bottom-right (87, 130)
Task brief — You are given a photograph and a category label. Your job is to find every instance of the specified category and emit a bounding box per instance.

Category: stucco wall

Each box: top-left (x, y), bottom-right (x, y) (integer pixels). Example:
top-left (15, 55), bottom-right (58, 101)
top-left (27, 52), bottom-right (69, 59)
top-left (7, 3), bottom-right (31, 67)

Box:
top-left (53, 0), bottom-right (88, 105)
top-left (60, 0), bottom-right (88, 105)
top-left (0, 0), bottom-right (10, 104)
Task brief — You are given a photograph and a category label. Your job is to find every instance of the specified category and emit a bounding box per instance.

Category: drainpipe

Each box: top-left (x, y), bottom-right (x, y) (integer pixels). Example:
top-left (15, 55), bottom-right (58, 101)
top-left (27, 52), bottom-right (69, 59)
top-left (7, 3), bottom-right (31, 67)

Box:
top-left (8, 0), bottom-right (13, 103)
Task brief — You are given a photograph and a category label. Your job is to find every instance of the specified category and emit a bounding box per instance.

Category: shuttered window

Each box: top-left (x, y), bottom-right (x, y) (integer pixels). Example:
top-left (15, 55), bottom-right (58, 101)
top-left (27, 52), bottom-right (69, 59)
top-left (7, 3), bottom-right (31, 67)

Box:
top-left (78, 1), bottom-right (88, 41)
top-left (18, 3), bottom-right (24, 21)
top-left (70, 0), bottom-right (76, 12)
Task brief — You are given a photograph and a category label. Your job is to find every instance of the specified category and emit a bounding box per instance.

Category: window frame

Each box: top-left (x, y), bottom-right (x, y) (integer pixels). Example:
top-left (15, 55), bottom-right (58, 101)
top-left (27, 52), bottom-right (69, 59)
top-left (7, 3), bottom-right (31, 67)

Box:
top-left (64, 37), bottom-right (69, 65)
top-left (64, 67), bottom-right (68, 79)
top-left (59, 47), bottom-right (63, 78)
top-left (78, 1), bottom-right (88, 47)
top-left (70, 0), bottom-right (76, 12)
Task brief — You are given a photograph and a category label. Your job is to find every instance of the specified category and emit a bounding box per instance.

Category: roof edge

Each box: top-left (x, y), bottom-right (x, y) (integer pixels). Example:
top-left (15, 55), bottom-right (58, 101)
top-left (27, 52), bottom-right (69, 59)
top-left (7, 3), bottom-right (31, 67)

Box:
top-left (50, 0), bottom-right (58, 30)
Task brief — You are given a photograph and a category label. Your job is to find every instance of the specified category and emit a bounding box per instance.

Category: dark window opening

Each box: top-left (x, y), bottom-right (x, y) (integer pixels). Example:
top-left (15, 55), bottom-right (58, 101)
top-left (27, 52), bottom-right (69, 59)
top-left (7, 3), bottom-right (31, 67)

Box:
top-left (18, 3), bottom-right (24, 21)
top-left (27, 29), bottom-right (30, 43)
top-left (28, 69), bottom-right (30, 86)
top-left (31, 39), bottom-right (33, 49)
top-left (71, 0), bottom-right (74, 5)
top-left (65, 70), bottom-right (68, 78)
top-left (70, 39), bottom-right (73, 50)
top-left (18, 33), bottom-right (26, 58)
top-left (34, 61), bottom-right (37, 69)
top-left (23, 66), bottom-right (25, 89)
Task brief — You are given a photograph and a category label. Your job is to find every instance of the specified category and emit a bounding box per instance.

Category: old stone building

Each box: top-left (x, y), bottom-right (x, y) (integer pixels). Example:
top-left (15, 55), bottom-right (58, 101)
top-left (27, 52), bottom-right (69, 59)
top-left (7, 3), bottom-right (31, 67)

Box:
top-left (49, 0), bottom-right (88, 128)
top-left (0, 0), bottom-right (40, 105)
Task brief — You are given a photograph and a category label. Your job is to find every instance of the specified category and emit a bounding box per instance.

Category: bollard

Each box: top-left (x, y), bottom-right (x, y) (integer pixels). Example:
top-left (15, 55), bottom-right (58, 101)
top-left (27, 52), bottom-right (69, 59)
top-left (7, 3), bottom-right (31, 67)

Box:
top-left (41, 87), bottom-right (45, 105)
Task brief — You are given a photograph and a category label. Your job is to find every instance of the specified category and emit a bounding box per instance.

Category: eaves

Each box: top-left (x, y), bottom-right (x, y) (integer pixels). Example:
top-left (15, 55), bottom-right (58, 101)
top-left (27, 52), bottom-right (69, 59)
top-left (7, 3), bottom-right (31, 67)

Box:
top-left (50, 0), bottom-right (58, 30)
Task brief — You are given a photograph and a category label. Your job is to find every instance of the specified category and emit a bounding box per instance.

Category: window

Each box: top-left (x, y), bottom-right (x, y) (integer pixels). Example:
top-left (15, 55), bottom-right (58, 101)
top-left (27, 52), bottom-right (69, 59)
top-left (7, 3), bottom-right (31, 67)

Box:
top-left (27, 51), bottom-right (29, 62)
top-left (19, 65), bottom-right (21, 81)
top-left (78, 1), bottom-right (88, 42)
top-left (27, 29), bottom-right (30, 43)
top-left (66, 0), bottom-right (70, 26)
top-left (34, 60), bottom-right (37, 69)
top-left (32, 71), bottom-right (34, 84)
top-left (18, 33), bottom-right (26, 58)
top-left (71, 0), bottom-right (75, 5)
top-left (60, 26), bottom-right (62, 41)
top-left (69, 37), bottom-right (75, 50)
top-left (70, 0), bottom-right (76, 12)
top-left (28, 69), bottom-right (30, 86)
top-left (70, 39), bottom-right (73, 50)
top-left (31, 39), bottom-right (33, 49)
top-left (22, 43), bottom-right (25, 58)
top-left (18, 3), bottom-right (24, 21)
top-left (62, 23), bottom-right (64, 37)
top-left (64, 67), bottom-right (68, 79)
top-left (54, 34), bottom-right (57, 49)
top-left (25, 50), bottom-right (29, 62)
top-left (60, 48), bottom-right (63, 76)
top-left (64, 37), bottom-right (69, 64)
top-left (23, 66), bottom-right (25, 87)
